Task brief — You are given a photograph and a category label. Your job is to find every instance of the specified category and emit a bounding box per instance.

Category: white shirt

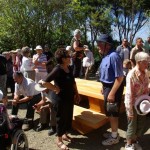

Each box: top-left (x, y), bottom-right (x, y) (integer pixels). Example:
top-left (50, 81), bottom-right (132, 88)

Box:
top-left (83, 50), bottom-right (94, 67)
top-left (21, 56), bottom-right (34, 71)
top-left (15, 77), bottom-right (41, 96)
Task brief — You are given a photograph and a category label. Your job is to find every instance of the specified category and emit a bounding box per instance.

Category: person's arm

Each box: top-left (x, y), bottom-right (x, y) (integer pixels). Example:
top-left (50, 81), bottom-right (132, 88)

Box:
top-left (73, 40), bottom-right (84, 51)
top-left (125, 74), bottom-right (134, 120)
top-left (40, 66), bottom-right (60, 94)
top-left (32, 54), bottom-right (40, 65)
top-left (107, 76), bottom-right (124, 102)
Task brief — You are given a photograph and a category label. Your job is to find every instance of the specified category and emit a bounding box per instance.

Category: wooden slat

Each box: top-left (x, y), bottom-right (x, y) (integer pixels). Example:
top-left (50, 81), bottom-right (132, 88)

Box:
top-left (73, 105), bottom-right (109, 134)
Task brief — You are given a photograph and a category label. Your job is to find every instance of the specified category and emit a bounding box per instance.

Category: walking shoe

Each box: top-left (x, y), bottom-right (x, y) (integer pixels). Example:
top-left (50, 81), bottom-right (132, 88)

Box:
top-left (134, 141), bottom-right (143, 150)
top-left (102, 135), bottom-right (120, 146)
top-left (48, 126), bottom-right (56, 136)
top-left (103, 132), bottom-right (120, 139)
top-left (125, 144), bottom-right (135, 150)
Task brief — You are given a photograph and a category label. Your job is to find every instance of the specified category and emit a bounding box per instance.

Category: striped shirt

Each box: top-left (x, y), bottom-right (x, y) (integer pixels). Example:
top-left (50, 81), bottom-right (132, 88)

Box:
top-left (33, 53), bottom-right (47, 72)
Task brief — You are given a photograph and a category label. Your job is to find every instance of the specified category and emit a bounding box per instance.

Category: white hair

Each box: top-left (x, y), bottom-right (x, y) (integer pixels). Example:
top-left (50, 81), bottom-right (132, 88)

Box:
top-left (135, 52), bottom-right (150, 62)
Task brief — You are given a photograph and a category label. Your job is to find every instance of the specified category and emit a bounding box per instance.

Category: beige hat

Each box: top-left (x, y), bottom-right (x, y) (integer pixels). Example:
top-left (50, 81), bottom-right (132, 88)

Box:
top-left (74, 29), bottom-right (81, 36)
top-left (134, 94), bottom-right (150, 115)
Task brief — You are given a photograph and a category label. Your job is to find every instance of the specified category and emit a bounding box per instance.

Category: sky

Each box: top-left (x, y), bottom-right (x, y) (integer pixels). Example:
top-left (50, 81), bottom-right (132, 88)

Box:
top-left (112, 21), bottom-right (150, 44)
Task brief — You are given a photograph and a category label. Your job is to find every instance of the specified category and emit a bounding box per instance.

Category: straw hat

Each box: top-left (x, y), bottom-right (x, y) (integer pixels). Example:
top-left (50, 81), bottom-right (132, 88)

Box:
top-left (35, 80), bottom-right (46, 92)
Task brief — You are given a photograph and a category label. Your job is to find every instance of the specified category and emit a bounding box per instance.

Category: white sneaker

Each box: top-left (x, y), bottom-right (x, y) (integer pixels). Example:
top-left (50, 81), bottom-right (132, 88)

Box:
top-left (102, 135), bottom-right (120, 146)
top-left (125, 144), bottom-right (135, 150)
top-left (103, 132), bottom-right (120, 139)
top-left (134, 141), bottom-right (142, 150)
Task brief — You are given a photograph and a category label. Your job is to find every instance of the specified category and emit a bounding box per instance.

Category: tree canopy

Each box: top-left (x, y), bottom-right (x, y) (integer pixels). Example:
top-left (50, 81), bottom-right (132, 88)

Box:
top-left (0, 0), bottom-right (149, 52)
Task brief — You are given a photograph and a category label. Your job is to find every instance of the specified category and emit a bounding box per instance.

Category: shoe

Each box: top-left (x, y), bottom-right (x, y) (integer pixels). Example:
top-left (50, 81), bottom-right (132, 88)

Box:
top-left (48, 126), bottom-right (56, 136)
top-left (102, 135), bottom-right (120, 146)
top-left (125, 144), bottom-right (135, 150)
top-left (22, 119), bottom-right (33, 131)
top-left (36, 123), bottom-right (47, 132)
top-left (103, 132), bottom-right (120, 139)
top-left (134, 141), bottom-right (143, 150)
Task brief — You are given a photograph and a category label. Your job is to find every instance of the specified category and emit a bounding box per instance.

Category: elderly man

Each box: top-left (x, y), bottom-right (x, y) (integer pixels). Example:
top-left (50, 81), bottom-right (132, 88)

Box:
top-left (125, 52), bottom-right (150, 150)
top-left (116, 38), bottom-right (131, 62)
top-left (97, 34), bottom-right (124, 146)
top-left (33, 45), bottom-right (47, 83)
top-left (11, 72), bottom-right (41, 130)
top-left (70, 29), bottom-right (85, 77)
top-left (130, 37), bottom-right (145, 68)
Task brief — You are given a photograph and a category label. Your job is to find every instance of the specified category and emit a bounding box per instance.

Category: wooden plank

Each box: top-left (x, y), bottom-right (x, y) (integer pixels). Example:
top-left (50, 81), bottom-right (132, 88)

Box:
top-left (73, 105), bottom-right (109, 134)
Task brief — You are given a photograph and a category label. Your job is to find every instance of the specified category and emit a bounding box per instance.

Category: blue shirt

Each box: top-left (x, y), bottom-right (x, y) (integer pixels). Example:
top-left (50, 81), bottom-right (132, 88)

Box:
top-left (99, 49), bottom-right (123, 84)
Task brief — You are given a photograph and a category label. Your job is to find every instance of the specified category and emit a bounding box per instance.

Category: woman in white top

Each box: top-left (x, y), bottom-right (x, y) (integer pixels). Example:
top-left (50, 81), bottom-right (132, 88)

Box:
top-left (20, 46), bottom-right (35, 81)
top-left (82, 46), bottom-right (94, 79)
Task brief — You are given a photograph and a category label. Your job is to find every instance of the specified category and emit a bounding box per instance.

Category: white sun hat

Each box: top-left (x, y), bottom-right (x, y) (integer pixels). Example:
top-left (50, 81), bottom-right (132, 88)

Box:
top-left (34, 45), bottom-right (43, 50)
top-left (134, 94), bottom-right (150, 115)
top-left (0, 90), bottom-right (3, 100)
top-left (35, 80), bottom-right (46, 92)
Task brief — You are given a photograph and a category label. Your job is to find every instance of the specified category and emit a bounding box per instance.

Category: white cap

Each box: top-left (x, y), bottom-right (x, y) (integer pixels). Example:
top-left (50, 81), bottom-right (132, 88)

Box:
top-left (35, 45), bottom-right (43, 50)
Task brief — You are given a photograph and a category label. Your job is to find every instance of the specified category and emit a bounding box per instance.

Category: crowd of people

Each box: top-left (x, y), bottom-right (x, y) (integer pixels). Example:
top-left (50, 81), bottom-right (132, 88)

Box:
top-left (0, 29), bottom-right (150, 150)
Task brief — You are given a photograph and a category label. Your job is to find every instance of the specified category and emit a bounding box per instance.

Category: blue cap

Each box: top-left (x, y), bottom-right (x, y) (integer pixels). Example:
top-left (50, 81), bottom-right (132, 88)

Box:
top-left (97, 34), bottom-right (112, 44)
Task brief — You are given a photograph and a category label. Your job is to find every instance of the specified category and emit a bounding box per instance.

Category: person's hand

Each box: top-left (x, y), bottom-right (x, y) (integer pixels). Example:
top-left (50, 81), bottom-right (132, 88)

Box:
top-left (74, 93), bottom-right (81, 104)
top-left (12, 99), bottom-right (18, 106)
top-left (107, 94), bottom-right (115, 103)
top-left (128, 115), bottom-right (134, 120)
top-left (100, 88), bottom-right (104, 95)
top-left (54, 85), bottom-right (60, 94)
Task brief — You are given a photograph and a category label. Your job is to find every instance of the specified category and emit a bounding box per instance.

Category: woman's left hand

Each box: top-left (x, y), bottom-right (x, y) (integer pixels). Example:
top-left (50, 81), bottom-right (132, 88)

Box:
top-left (74, 93), bottom-right (80, 104)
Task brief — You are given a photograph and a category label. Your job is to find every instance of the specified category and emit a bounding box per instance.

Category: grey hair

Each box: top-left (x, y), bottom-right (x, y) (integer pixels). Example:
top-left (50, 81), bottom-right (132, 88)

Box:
top-left (135, 52), bottom-right (150, 62)
top-left (74, 29), bottom-right (81, 36)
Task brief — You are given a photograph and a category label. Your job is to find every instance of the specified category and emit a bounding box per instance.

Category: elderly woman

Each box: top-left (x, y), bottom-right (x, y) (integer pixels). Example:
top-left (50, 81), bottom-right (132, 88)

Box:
top-left (124, 52), bottom-right (150, 150)
top-left (39, 48), bottom-right (80, 150)
top-left (32, 45), bottom-right (47, 83)
top-left (70, 29), bottom-right (85, 77)
top-left (20, 46), bottom-right (35, 81)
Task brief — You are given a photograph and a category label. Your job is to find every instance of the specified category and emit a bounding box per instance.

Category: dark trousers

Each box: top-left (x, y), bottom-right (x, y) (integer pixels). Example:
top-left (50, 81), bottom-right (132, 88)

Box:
top-left (73, 58), bottom-right (82, 78)
top-left (54, 100), bottom-right (74, 136)
top-left (11, 94), bottom-right (41, 119)
top-left (7, 76), bottom-right (15, 93)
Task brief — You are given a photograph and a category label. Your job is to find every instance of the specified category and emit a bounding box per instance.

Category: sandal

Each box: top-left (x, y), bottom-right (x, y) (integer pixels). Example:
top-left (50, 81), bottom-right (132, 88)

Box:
top-left (57, 142), bottom-right (69, 150)
top-left (62, 135), bottom-right (72, 142)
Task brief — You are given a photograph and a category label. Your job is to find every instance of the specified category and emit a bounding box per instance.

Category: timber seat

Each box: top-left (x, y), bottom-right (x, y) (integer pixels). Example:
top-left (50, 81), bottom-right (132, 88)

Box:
top-left (72, 105), bottom-right (109, 134)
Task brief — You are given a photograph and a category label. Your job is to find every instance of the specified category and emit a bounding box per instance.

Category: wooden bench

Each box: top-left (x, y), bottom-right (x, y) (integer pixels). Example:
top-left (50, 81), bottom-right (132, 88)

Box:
top-left (75, 78), bottom-right (125, 114)
top-left (72, 105), bottom-right (109, 135)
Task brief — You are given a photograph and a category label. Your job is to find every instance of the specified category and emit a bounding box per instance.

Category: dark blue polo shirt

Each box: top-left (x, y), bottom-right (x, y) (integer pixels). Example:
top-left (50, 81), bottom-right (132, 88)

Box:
top-left (99, 49), bottom-right (123, 84)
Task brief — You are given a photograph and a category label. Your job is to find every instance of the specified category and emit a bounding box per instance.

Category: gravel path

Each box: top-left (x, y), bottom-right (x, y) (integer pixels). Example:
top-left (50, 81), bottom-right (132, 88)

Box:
top-left (6, 93), bottom-right (150, 150)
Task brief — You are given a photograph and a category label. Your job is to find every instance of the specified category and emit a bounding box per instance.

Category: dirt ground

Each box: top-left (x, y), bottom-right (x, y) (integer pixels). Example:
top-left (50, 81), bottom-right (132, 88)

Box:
top-left (5, 85), bottom-right (150, 150)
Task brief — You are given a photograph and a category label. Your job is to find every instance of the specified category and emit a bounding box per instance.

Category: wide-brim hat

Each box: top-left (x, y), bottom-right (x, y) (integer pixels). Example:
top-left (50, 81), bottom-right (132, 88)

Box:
top-left (35, 83), bottom-right (46, 92)
top-left (134, 94), bottom-right (150, 115)
top-left (0, 90), bottom-right (3, 100)
top-left (34, 45), bottom-right (43, 51)
top-left (96, 34), bottom-right (113, 44)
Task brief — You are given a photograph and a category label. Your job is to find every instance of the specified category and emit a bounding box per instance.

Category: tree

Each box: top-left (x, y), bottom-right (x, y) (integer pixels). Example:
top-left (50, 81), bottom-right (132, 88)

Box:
top-left (109, 0), bottom-right (150, 44)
